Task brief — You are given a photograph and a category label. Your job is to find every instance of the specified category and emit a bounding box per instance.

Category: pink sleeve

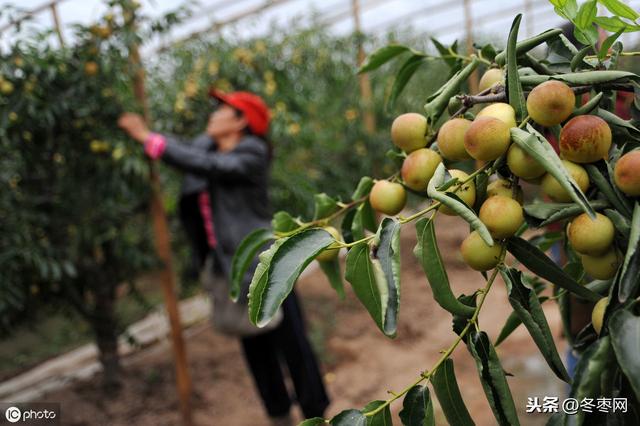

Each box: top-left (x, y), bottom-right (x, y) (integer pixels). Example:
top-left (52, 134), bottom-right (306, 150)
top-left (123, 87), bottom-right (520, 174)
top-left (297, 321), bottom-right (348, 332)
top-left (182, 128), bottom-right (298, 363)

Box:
top-left (144, 133), bottom-right (167, 159)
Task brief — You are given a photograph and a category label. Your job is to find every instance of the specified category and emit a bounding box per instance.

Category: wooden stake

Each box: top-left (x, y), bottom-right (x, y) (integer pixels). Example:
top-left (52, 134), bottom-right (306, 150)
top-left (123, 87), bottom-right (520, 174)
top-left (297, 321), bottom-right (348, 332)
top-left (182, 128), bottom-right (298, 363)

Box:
top-left (127, 10), bottom-right (193, 426)
top-left (463, 0), bottom-right (479, 94)
top-left (50, 3), bottom-right (65, 47)
top-left (352, 0), bottom-right (376, 134)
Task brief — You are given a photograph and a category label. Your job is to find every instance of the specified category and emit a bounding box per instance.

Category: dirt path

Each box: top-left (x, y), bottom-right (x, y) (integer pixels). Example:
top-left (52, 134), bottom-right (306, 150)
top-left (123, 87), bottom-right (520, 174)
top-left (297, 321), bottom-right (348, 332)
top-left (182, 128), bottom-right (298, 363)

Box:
top-left (42, 215), bottom-right (567, 425)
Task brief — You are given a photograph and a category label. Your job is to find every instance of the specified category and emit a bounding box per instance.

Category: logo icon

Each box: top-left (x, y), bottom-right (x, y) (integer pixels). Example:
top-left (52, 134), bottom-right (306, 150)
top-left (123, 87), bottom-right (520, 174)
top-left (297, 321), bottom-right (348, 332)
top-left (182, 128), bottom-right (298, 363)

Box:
top-left (5, 406), bottom-right (21, 423)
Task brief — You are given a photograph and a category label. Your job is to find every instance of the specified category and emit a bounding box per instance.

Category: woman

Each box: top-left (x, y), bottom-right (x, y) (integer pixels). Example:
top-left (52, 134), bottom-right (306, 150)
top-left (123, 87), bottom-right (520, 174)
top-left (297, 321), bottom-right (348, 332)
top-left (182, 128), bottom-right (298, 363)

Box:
top-left (118, 89), bottom-right (329, 425)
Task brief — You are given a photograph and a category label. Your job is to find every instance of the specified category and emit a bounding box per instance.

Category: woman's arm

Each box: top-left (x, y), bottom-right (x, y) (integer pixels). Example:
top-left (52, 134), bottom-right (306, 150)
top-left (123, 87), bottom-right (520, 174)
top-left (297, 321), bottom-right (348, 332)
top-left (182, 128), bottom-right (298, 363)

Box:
top-left (118, 113), bottom-right (267, 181)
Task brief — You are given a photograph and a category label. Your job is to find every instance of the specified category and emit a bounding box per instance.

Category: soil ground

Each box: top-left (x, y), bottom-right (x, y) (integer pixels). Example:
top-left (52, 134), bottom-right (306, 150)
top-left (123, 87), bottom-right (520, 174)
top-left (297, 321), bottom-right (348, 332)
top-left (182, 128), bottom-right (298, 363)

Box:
top-left (41, 215), bottom-right (568, 425)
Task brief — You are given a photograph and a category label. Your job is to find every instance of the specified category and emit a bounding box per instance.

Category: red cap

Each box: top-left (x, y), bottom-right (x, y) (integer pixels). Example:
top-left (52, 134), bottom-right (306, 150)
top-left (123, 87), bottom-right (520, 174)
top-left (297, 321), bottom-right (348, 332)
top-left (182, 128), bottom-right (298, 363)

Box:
top-left (209, 89), bottom-right (270, 137)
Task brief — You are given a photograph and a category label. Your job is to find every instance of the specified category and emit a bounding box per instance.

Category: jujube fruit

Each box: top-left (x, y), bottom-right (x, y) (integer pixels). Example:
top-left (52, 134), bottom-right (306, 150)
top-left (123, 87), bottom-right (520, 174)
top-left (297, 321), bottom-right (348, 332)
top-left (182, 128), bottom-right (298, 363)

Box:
top-left (440, 169), bottom-right (476, 216)
top-left (476, 103), bottom-right (517, 129)
top-left (581, 248), bottom-right (620, 280)
top-left (437, 118), bottom-right (472, 161)
top-left (591, 297), bottom-right (608, 335)
top-left (506, 144), bottom-right (546, 180)
top-left (391, 113), bottom-right (428, 153)
top-left (401, 148), bottom-right (442, 192)
top-left (479, 195), bottom-right (524, 238)
top-left (559, 115), bottom-right (612, 163)
top-left (464, 116), bottom-right (511, 161)
top-left (478, 68), bottom-right (504, 93)
top-left (369, 180), bottom-right (407, 216)
top-left (541, 160), bottom-right (590, 202)
top-left (614, 150), bottom-right (640, 196)
top-left (316, 226), bottom-right (342, 262)
top-left (486, 179), bottom-right (524, 204)
top-left (460, 231), bottom-right (502, 271)
top-left (567, 213), bottom-right (615, 256)
top-left (526, 80), bottom-right (575, 127)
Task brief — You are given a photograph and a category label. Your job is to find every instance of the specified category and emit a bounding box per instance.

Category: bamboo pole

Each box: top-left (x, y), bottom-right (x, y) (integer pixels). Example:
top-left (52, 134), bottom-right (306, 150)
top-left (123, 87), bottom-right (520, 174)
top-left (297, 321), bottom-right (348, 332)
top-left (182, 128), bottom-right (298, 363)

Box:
top-left (352, 0), bottom-right (376, 134)
top-left (126, 7), bottom-right (193, 426)
top-left (0, 0), bottom-right (70, 34)
top-left (463, 0), bottom-right (479, 94)
top-left (50, 3), bottom-right (65, 47)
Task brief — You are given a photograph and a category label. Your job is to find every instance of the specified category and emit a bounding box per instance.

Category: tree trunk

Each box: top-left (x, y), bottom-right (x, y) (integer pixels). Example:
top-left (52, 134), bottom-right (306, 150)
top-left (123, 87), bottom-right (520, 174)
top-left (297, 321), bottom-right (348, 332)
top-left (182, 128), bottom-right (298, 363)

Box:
top-left (91, 276), bottom-right (122, 391)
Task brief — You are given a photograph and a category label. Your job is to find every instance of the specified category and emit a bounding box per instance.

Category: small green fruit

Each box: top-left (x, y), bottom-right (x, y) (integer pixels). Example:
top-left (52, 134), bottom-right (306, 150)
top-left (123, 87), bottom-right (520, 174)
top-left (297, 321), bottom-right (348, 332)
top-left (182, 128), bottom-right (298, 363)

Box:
top-left (581, 248), bottom-right (621, 280)
top-left (567, 213), bottom-right (615, 256)
top-left (391, 113), bottom-right (428, 153)
top-left (506, 144), bottom-right (546, 180)
top-left (460, 231), bottom-right (503, 271)
top-left (591, 297), bottom-right (608, 335)
top-left (437, 118), bottom-right (472, 161)
top-left (401, 148), bottom-right (442, 192)
top-left (479, 195), bottom-right (524, 238)
top-left (464, 116), bottom-right (511, 161)
top-left (369, 180), bottom-right (407, 216)
top-left (440, 169), bottom-right (476, 216)
top-left (526, 80), bottom-right (575, 127)
top-left (541, 160), bottom-right (590, 202)
top-left (316, 226), bottom-right (342, 262)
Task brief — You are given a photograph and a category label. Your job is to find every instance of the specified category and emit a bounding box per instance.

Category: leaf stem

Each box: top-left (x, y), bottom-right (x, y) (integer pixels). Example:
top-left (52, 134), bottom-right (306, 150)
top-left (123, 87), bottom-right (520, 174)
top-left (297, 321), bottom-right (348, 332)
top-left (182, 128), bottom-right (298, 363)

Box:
top-left (363, 250), bottom-right (506, 418)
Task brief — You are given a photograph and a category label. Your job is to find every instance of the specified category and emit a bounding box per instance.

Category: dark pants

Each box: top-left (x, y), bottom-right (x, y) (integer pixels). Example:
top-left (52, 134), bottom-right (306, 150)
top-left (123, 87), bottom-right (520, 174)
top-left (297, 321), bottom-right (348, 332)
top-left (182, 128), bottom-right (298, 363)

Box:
top-left (240, 290), bottom-right (330, 419)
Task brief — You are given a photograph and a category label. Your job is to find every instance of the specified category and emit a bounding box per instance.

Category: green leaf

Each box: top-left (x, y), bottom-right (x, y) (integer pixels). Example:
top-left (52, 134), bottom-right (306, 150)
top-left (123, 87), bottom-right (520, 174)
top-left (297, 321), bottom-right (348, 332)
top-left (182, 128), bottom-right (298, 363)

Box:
top-left (511, 126), bottom-right (595, 218)
top-left (585, 162), bottom-right (632, 217)
top-left (431, 359), bottom-right (475, 426)
top-left (375, 218), bottom-right (402, 337)
top-left (431, 37), bottom-right (460, 69)
top-left (595, 108), bottom-right (640, 141)
top-left (519, 70), bottom-right (640, 87)
top-left (424, 58), bottom-right (479, 129)
top-left (352, 176), bottom-right (375, 199)
top-left (413, 217), bottom-right (475, 317)
top-left (345, 242), bottom-right (387, 334)
top-left (598, 27), bottom-right (625, 61)
top-left (499, 266), bottom-right (571, 382)
top-left (576, 0), bottom-right (598, 30)
top-left (359, 44), bottom-right (413, 74)
top-left (570, 91), bottom-right (603, 116)
top-left (506, 237), bottom-right (600, 302)
top-left (466, 331), bottom-right (520, 426)
top-left (319, 257), bottom-right (345, 300)
top-left (362, 400), bottom-right (392, 426)
top-left (230, 228), bottom-right (274, 301)
top-left (570, 45), bottom-right (593, 71)
top-left (342, 208), bottom-right (357, 244)
top-left (428, 164), bottom-right (494, 246)
top-left (618, 202), bottom-right (640, 302)
top-left (388, 55), bottom-right (427, 109)
top-left (313, 193), bottom-right (340, 220)
top-left (494, 28), bottom-right (563, 66)
top-left (331, 409), bottom-right (367, 426)
top-left (300, 418), bottom-right (327, 426)
top-left (569, 336), bottom-right (614, 425)
top-left (609, 307), bottom-right (640, 400)
top-left (524, 200), bottom-right (609, 228)
top-left (605, 208), bottom-right (631, 238)
top-left (575, 24), bottom-right (599, 46)
top-left (594, 16), bottom-right (640, 33)
top-left (272, 211), bottom-right (299, 233)
top-left (398, 385), bottom-right (435, 426)
top-left (248, 229), bottom-right (334, 327)
top-left (598, 0), bottom-right (640, 21)
top-left (505, 14), bottom-right (527, 123)
top-left (351, 200), bottom-right (376, 241)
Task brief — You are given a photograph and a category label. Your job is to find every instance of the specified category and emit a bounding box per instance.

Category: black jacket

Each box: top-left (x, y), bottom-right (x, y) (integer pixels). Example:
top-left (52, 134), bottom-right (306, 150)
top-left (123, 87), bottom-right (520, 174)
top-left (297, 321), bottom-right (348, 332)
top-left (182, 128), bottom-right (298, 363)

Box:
top-left (161, 133), bottom-right (272, 303)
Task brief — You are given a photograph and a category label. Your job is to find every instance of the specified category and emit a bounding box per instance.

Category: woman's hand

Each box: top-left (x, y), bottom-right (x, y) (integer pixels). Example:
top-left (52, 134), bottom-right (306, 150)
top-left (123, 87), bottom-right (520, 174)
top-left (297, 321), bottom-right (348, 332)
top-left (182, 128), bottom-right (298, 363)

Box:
top-left (118, 113), bottom-right (150, 144)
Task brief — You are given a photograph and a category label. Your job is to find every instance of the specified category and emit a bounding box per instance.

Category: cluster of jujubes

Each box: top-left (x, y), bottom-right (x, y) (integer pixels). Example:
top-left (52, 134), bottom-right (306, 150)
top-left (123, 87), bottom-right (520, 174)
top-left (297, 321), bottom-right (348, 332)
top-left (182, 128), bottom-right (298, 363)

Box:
top-left (358, 70), bottom-right (638, 280)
